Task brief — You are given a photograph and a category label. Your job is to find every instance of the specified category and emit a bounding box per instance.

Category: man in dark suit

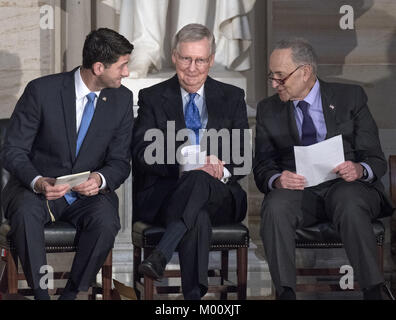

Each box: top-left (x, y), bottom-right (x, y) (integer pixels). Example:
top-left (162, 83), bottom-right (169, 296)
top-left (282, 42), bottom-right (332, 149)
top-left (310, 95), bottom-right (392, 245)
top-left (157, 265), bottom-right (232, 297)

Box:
top-left (254, 38), bottom-right (393, 300)
top-left (1, 28), bottom-right (134, 300)
top-left (132, 23), bottom-right (249, 299)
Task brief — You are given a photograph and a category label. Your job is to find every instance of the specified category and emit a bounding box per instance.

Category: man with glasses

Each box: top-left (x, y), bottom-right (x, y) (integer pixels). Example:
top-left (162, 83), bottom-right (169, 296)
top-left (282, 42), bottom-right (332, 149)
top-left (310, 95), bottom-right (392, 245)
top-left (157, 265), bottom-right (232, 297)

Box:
top-left (132, 23), bottom-right (249, 299)
top-left (254, 38), bottom-right (393, 300)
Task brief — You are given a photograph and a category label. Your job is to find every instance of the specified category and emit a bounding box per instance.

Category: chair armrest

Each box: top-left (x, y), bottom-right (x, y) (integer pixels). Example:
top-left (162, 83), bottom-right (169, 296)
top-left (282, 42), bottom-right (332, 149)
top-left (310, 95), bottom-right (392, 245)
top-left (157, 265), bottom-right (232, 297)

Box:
top-left (389, 155), bottom-right (396, 205)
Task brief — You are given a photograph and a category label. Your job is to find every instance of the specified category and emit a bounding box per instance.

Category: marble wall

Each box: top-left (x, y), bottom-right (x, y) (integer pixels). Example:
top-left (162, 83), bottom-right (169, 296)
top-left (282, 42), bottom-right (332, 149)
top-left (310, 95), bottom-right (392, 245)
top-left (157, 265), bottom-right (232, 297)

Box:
top-left (0, 0), bottom-right (56, 119)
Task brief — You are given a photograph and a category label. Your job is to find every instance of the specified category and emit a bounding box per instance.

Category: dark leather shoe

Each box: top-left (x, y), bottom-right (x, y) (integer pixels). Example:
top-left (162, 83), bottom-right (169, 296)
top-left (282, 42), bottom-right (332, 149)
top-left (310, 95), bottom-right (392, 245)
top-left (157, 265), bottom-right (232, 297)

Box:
top-left (276, 287), bottom-right (296, 300)
top-left (138, 249), bottom-right (167, 280)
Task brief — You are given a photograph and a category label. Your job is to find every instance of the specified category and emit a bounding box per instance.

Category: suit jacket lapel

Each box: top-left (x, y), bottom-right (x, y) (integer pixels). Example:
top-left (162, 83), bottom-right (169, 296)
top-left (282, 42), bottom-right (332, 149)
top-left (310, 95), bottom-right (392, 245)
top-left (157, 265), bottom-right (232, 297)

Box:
top-left (319, 80), bottom-right (337, 139)
top-left (286, 100), bottom-right (300, 145)
top-left (75, 90), bottom-right (110, 159)
top-left (163, 75), bottom-right (185, 131)
top-left (61, 69), bottom-right (78, 162)
top-left (205, 76), bottom-right (224, 130)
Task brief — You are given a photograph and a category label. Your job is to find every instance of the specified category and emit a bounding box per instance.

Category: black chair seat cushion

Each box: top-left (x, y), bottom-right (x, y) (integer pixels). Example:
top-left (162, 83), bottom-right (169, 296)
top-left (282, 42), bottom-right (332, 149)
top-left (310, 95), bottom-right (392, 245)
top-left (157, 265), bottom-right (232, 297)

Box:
top-left (295, 220), bottom-right (385, 248)
top-left (132, 221), bottom-right (249, 249)
top-left (0, 221), bottom-right (77, 252)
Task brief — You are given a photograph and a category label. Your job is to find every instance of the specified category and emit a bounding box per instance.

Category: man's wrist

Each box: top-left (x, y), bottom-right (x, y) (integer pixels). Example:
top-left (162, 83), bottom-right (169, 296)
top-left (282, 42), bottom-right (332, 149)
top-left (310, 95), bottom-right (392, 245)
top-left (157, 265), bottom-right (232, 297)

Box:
top-left (91, 172), bottom-right (102, 188)
top-left (273, 177), bottom-right (280, 189)
top-left (31, 175), bottom-right (43, 193)
top-left (361, 164), bottom-right (369, 180)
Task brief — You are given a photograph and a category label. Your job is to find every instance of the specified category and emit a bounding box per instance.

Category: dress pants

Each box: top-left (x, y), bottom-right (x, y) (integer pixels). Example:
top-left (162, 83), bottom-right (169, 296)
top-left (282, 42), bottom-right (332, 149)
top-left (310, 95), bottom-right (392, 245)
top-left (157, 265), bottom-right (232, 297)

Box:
top-left (158, 170), bottom-right (242, 298)
top-left (260, 179), bottom-right (384, 295)
top-left (6, 188), bottom-right (120, 292)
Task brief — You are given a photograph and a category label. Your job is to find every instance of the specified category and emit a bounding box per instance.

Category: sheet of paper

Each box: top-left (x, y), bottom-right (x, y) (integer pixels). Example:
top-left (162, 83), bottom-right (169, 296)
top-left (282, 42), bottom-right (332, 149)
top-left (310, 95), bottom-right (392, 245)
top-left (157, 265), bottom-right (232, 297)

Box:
top-left (179, 145), bottom-right (206, 173)
top-left (54, 171), bottom-right (91, 188)
top-left (294, 135), bottom-right (345, 187)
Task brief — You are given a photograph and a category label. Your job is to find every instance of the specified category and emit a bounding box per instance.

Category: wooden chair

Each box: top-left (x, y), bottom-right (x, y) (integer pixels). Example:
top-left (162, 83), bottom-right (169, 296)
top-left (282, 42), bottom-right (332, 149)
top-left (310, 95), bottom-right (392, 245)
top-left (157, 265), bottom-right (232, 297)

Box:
top-left (132, 221), bottom-right (249, 300)
top-left (293, 155), bottom-right (396, 298)
top-left (295, 220), bottom-right (385, 293)
top-left (0, 119), bottom-right (113, 299)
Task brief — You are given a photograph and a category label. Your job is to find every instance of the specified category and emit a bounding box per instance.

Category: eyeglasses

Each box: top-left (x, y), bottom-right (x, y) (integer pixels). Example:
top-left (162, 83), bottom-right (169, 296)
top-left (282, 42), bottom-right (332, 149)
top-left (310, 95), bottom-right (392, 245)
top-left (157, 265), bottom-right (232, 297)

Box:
top-left (175, 52), bottom-right (211, 67)
top-left (267, 65), bottom-right (307, 85)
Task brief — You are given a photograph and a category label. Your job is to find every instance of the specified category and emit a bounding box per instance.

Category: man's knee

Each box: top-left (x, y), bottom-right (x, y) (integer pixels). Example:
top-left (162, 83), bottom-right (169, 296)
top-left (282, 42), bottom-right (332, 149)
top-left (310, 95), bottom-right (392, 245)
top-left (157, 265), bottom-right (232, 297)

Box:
top-left (79, 199), bottom-right (121, 236)
top-left (260, 189), bottom-right (301, 235)
top-left (261, 189), bottom-right (300, 221)
top-left (182, 170), bottom-right (212, 185)
top-left (326, 182), bottom-right (380, 224)
top-left (7, 192), bottom-right (48, 227)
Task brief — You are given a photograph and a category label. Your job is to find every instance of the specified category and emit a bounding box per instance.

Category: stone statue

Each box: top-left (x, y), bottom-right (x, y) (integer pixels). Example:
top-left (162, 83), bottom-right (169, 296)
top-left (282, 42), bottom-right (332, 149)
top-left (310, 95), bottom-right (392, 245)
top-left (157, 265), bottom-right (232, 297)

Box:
top-left (119, 0), bottom-right (256, 78)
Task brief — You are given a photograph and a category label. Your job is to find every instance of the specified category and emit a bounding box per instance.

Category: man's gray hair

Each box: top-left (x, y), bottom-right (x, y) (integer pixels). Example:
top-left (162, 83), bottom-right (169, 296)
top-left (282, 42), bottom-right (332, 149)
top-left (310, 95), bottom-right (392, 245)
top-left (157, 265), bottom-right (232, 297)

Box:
top-left (172, 23), bottom-right (216, 55)
top-left (274, 38), bottom-right (318, 75)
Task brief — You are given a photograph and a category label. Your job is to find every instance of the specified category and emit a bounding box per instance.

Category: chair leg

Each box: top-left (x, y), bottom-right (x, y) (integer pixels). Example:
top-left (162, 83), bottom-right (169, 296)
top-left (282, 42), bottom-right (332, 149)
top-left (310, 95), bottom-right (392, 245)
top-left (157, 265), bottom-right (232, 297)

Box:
top-left (133, 246), bottom-right (142, 299)
top-left (101, 250), bottom-right (112, 300)
top-left (144, 276), bottom-right (154, 300)
top-left (140, 248), bottom-right (154, 300)
top-left (7, 251), bottom-right (18, 294)
top-left (377, 244), bottom-right (384, 273)
top-left (0, 258), bottom-right (7, 293)
top-left (237, 247), bottom-right (247, 300)
top-left (220, 250), bottom-right (229, 300)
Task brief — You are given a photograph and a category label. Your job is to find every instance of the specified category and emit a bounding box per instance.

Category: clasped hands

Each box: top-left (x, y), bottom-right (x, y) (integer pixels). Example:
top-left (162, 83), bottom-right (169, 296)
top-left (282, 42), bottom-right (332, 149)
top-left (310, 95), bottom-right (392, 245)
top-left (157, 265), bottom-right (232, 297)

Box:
top-left (34, 172), bottom-right (102, 200)
top-left (195, 155), bottom-right (225, 180)
top-left (274, 161), bottom-right (364, 190)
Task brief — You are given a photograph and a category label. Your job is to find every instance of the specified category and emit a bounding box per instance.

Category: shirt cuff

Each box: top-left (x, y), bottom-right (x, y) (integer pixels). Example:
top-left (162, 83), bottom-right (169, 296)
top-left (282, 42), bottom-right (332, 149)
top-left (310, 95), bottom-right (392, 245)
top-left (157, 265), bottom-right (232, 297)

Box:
top-left (221, 167), bottom-right (232, 184)
top-left (268, 173), bottom-right (282, 190)
top-left (96, 172), bottom-right (107, 190)
top-left (360, 162), bottom-right (374, 182)
top-left (31, 175), bottom-right (42, 193)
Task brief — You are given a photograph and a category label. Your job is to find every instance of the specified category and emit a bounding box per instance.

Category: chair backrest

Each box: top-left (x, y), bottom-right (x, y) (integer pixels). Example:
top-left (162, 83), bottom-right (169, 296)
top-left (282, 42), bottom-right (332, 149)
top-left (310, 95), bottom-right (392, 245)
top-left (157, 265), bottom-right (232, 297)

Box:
top-left (389, 155), bottom-right (396, 207)
top-left (0, 118), bottom-right (10, 223)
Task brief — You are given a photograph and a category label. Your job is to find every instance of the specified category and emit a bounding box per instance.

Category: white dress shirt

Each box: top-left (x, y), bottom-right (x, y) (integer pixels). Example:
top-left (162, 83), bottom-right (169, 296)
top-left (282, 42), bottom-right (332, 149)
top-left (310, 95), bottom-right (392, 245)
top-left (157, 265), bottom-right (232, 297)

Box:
top-left (180, 85), bottom-right (231, 184)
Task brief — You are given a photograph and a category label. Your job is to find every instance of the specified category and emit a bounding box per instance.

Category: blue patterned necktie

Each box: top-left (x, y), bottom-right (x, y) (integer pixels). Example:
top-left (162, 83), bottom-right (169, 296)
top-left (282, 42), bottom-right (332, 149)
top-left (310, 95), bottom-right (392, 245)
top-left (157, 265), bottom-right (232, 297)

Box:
top-left (184, 93), bottom-right (202, 145)
top-left (297, 100), bottom-right (317, 146)
top-left (65, 92), bottom-right (96, 205)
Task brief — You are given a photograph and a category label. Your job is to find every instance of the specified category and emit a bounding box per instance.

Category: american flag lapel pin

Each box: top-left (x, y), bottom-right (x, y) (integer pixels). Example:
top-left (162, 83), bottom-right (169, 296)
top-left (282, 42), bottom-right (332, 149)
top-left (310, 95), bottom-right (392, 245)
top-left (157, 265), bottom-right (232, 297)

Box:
top-left (329, 104), bottom-right (335, 110)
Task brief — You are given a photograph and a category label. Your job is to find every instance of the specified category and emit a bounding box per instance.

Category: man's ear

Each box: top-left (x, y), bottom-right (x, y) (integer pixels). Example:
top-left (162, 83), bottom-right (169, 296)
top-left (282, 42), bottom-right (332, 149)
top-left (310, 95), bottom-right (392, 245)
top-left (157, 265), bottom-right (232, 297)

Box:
top-left (303, 65), bottom-right (313, 82)
top-left (171, 51), bottom-right (177, 65)
top-left (92, 62), bottom-right (105, 76)
top-left (208, 54), bottom-right (215, 68)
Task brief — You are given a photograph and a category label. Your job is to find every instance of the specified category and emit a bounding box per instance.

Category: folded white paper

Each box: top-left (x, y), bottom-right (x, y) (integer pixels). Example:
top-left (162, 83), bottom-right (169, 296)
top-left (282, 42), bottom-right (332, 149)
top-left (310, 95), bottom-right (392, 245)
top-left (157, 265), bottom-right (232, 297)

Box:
top-left (294, 135), bottom-right (345, 187)
top-left (54, 171), bottom-right (91, 188)
top-left (179, 145), bottom-right (206, 173)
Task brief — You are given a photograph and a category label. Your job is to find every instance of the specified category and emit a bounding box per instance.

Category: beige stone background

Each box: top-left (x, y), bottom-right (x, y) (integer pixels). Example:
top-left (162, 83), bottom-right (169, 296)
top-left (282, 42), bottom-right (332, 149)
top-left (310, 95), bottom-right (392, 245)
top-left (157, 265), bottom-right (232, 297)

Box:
top-left (1, 0), bottom-right (396, 298)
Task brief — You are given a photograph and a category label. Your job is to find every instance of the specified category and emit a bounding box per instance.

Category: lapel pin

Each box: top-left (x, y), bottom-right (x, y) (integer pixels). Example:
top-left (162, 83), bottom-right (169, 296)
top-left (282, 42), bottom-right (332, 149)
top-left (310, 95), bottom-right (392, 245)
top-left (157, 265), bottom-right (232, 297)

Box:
top-left (329, 104), bottom-right (335, 110)
top-left (102, 97), bottom-right (107, 102)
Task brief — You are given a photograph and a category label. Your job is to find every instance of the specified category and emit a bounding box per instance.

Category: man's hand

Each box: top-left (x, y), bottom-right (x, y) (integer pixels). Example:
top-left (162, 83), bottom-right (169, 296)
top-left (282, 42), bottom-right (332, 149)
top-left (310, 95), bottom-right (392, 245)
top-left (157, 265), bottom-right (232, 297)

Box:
top-left (34, 177), bottom-right (70, 200)
top-left (72, 172), bottom-right (102, 196)
top-left (333, 161), bottom-right (363, 182)
top-left (196, 155), bottom-right (224, 180)
top-left (274, 170), bottom-right (306, 190)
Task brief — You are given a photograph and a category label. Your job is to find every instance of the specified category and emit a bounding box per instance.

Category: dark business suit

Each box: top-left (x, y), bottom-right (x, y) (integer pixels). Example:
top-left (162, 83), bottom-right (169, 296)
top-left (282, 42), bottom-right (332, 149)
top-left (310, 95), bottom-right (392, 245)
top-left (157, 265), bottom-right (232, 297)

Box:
top-left (1, 67), bottom-right (133, 292)
top-left (132, 75), bottom-right (248, 296)
top-left (254, 80), bottom-right (393, 294)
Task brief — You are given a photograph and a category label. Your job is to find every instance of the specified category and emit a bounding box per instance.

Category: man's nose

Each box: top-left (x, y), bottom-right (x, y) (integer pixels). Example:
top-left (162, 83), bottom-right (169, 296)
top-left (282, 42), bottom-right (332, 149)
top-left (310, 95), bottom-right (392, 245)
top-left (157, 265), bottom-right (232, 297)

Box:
top-left (272, 79), bottom-right (279, 89)
top-left (122, 65), bottom-right (130, 77)
top-left (187, 60), bottom-right (197, 72)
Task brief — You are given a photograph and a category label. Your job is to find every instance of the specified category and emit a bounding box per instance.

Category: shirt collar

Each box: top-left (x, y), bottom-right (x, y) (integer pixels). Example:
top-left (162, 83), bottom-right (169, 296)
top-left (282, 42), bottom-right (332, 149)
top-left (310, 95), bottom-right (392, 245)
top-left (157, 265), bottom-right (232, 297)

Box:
top-left (293, 79), bottom-right (320, 107)
top-left (180, 84), bottom-right (205, 101)
top-left (74, 67), bottom-right (101, 100)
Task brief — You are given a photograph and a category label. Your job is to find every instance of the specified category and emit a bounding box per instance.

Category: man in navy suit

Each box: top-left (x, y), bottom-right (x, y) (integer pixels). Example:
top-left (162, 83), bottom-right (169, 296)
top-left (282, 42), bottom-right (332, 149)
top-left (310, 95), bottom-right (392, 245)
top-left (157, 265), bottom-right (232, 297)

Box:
top-left (1, 28), bottom-right (134, 300)
top-left (254, 38), bottom-right (393, 300)
top-left (132, 24), bottom-right (249, 299)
